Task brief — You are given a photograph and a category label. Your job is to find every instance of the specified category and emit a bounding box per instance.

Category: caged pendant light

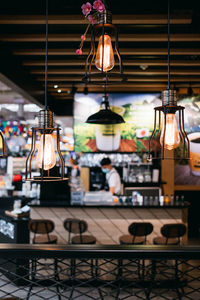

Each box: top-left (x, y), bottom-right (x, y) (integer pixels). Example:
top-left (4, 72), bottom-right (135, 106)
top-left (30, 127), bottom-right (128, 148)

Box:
top-left (25, 0), bottom-right (67, 182)
top-left (148, 0), bottom-right (189, 160)
top-left (82, 2), bottom-right (126, 85)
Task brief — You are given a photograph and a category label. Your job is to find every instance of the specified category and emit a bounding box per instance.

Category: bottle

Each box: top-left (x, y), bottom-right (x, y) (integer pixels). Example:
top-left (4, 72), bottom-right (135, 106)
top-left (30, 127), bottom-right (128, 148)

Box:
top-left (164, 194), bottom-right (170, 205)
top-left (170, 194), bottom-right (174, 205)
top-left (175, 195), bottom-right (179, 205)
top-left (159, 196), bottom-right (164, 206)
top-left (154, 196), bottom-right (159, 206)
top-left (149, 196), bottom-right (153, 205)
top-left (181, 195), bottom-right (184, 206)
top-left (144, 196), bottom-right (148, 206)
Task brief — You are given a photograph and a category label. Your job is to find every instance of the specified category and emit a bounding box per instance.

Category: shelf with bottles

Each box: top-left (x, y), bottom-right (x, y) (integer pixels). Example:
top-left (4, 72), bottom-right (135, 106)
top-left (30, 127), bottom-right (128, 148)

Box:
top-left (123, 161), bottom-right (160, 185)
top-left (79, 152), bottom-right (150, 168)
top-left (118, 193), bottom-right (186, 207)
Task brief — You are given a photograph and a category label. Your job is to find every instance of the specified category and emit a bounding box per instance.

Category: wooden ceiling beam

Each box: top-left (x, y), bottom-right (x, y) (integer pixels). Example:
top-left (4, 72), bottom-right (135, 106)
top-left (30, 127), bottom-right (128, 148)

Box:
top-left (23, 59), bottom-right (200, 67)
top-left (1, 33), bottom-right (200, 42)
top-left (0, 14), bottom-right (192, 25)
top-left (76, 86), bottom-right (194, 93)
top-left (52, 86), bottom-right (200, 95)
top-left (51, 82), bottom-right (167, 88)
top-left (48, 83), bottom-right (200, 93)
top-left (31, 69), bottom-right (200, 75)
top-left (13, 48), bottom-right (200, 56)
top-left (47, 79), bottom-right (200, 89)
top-left (37, 75), bottom-right (200, 82)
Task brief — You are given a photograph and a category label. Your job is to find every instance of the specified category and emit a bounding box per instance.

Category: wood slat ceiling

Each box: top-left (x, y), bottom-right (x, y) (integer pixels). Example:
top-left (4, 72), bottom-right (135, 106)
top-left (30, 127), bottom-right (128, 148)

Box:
top-left (0, 1), bottom-right (200, 115)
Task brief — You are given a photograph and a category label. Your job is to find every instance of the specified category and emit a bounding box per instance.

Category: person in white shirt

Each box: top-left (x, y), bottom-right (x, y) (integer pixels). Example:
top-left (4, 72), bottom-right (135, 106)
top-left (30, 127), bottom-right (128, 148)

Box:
top-left (100, 158), bottom-right (121, 195)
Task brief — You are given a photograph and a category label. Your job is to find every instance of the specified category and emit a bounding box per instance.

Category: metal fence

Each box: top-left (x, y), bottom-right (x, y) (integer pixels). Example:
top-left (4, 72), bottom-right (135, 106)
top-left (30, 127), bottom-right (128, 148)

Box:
top-left (0, 244), bottom-right (199, 299)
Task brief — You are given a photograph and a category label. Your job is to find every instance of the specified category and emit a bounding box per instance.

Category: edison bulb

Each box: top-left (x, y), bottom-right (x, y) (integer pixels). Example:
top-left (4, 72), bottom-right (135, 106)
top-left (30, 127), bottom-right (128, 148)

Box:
top-left (36, 134), bottom-right (56, 170)
top-left (160, 114), bottom-right (180, 150)
top-left (95, 34), bottom-right (115, 72)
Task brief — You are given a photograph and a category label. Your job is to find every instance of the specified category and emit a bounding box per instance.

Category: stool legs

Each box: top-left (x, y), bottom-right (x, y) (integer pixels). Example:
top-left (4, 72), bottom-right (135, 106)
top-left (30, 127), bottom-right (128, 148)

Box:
top-left (26, 258), bottom-right (61, 300)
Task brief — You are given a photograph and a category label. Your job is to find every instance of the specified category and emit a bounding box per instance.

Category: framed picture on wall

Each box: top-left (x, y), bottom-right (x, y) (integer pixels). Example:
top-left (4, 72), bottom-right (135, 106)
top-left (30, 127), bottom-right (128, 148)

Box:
top-left (74, 93), bottom-right (161, 153)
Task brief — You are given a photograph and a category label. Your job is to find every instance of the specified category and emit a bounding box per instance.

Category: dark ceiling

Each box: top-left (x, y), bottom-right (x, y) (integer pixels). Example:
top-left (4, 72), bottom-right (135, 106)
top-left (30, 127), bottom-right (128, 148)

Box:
top-left (0, 0), bottom-right (200, 115)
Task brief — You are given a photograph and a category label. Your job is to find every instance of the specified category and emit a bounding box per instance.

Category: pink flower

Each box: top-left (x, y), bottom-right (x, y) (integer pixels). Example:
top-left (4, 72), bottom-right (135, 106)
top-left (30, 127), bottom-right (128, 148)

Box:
top-left (88, 15), bottom-right (95, 24)
top-left (76, 49), bottom-right (83, 55)
top-left (81, 2), bottom-right (92, 16)
top-left (93, 0), bottom-right (105, 13)
top-left (81, 35), bottom-right (86, 41)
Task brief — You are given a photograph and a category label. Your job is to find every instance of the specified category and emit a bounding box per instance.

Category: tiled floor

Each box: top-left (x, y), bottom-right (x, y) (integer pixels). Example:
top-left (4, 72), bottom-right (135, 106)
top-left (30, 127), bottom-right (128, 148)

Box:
top-left (31, 207), bottom-right (184, 245)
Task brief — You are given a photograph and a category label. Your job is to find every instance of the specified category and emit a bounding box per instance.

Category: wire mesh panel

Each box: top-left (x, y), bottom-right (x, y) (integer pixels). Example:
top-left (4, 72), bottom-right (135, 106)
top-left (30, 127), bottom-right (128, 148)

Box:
top-left (0, 245), bottom-right (199, 299)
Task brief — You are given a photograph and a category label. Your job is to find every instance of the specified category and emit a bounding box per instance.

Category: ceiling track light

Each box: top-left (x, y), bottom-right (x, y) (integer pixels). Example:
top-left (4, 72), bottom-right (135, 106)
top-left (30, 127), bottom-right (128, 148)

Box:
top-left (82, 7), bottom-right (126, 85)
top-left (25, 0), bottom-right (67, 182)
top-left (148, 0), bottom-right (189, 160)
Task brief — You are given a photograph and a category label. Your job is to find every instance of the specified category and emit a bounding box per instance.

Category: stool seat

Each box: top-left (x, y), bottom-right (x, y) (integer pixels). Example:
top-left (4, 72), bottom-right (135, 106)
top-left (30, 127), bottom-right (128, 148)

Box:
top-left (153, 236), bottom-right (179, 245)
top-left (72, 235), bottom-right (96, 244)
top-left (119, 234), bottom-right (145, 245)
top-left (153, 223), bottom-right (186, 246)
top-left (63, 218), bottom-right (97, 245)
top-left (33, 234), bottom-right (57, 244)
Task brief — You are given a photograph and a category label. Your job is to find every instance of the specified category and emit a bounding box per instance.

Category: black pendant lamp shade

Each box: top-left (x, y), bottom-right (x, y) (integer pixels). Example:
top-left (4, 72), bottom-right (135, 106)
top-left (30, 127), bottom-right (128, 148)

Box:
top-left (86, 94), bottom-right (125, 125)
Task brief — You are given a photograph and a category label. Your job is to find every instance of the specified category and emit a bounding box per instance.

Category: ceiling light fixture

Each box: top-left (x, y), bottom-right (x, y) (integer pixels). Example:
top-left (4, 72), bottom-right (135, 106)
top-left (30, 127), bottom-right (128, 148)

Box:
top-left (82, 1), bottom-right (126, 85)
top-left (140, 65), bottom-right (148, 71)
top-left (54, 85), bottom-right (58, 89)
top-left (86, 86), bottom-right (125, 124)
top-left (57, 89), bottom-right (62, 93)
top-left (148, 0), bottom-right (189, 160)
top-left (25, 0), bottom-right (67, 182)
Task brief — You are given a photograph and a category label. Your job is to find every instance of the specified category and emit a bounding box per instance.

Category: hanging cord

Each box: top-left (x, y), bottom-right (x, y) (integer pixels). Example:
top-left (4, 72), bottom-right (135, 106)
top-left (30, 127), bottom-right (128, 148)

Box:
top-left (167, 0), bottom-right (170, 90)
top-left (44, 0), bottom-right (48, 110)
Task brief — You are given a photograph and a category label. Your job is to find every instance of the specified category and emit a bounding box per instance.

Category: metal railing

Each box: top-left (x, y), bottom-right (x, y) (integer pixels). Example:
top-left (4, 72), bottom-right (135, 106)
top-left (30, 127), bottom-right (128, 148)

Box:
top-left (0, 244), bottom-right (199, 299)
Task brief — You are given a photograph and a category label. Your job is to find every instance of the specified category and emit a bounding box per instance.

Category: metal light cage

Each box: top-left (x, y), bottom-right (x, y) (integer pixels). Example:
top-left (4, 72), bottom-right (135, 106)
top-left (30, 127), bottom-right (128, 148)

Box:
top-left (148, 90), bottom-right (190, 160)
top-left (82, 10), bottom-right (126, 85)
top-left (25, 109), bottom-right (67, 182)
top-left (0, 131), bottom-right (5, 157)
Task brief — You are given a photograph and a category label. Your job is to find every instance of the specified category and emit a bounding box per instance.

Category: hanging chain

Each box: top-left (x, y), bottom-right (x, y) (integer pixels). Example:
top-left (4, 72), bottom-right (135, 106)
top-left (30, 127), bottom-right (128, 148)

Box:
top-left (44, 0), bottom-right (48, 110)
top-left (167, 0), bottom-right (170, 90)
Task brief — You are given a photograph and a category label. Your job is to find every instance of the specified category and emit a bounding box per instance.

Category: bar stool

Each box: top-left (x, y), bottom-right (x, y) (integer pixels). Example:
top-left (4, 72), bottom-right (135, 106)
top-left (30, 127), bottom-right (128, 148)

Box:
top-left (153, 223), bottom-right (186, 245)
top-left (152, 223), bottom-right (186, 298)
top-left (118, 222), bottom-right (153, 287)
top-left (29, 219), bottom-right (57, 244)
top-left (27, 219), bottom-right (60, 300)
top-left (119, 222), bottom-right (154, 245)
top-left (63, 218), bottom-right (96, 244)
top-left (63, 218), bottom-right (97, 298)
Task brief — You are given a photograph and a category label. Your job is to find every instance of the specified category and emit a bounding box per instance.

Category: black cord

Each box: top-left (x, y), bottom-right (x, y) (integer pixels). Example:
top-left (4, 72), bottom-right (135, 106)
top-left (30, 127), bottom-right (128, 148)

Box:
top-left (44, 0), bottom-right (48, 110)
top-left (167, 0), bottom-right (170, 90)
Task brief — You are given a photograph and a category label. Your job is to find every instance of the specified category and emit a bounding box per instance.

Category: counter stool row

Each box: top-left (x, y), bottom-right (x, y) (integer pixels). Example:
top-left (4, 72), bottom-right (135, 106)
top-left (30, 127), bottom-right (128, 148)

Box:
top-left (27, 219), bottom-right (96, 300)
top-left (119, 222), bottom-right (186, 245)
top-left (29, 219), bottom-right (186, 246)
top-left (27, 219), bottom-right (186, 300)
top-left (29, 218), bottom-right (96, 245)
